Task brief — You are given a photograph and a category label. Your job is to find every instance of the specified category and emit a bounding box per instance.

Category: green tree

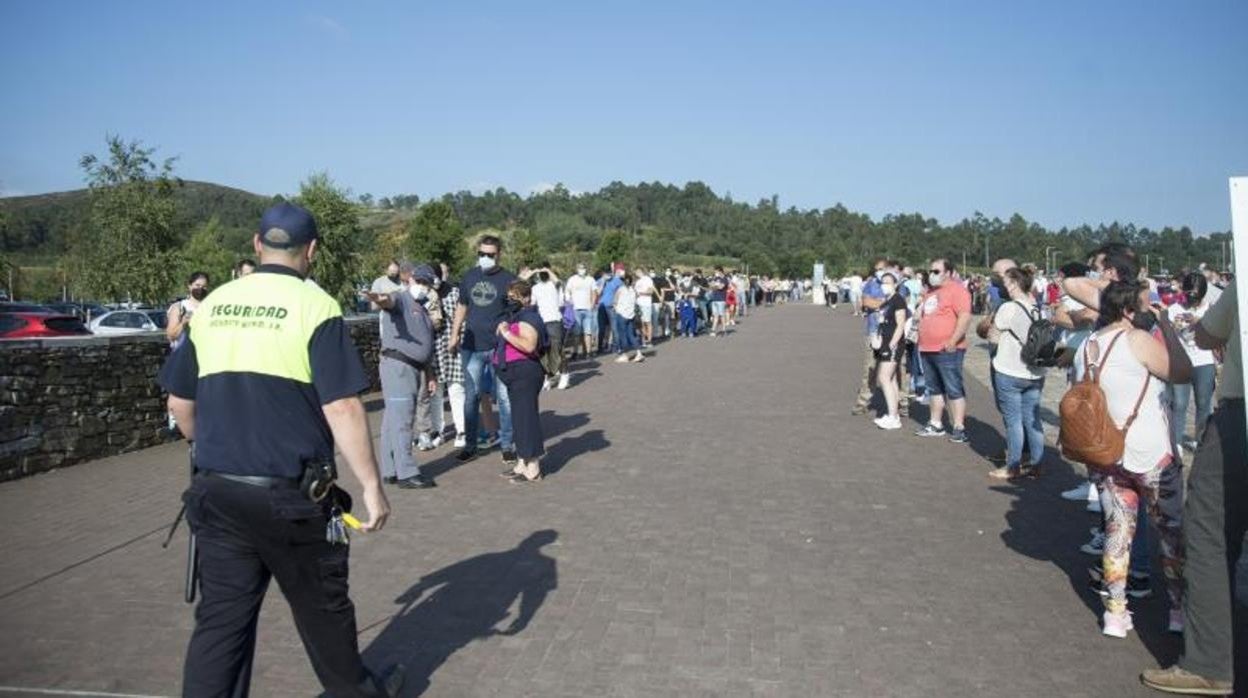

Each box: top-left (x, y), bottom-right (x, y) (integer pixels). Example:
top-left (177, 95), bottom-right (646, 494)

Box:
top-left (594, 230), bottom-right (632, 272)
top-left (179, 216), bottom-right (237, 290)
top-left (404, 201), bottom-right (466, 271)
top-left (512, 228), bottom-right (544, 269)
top-left (295, 172), bottom-right (363, 309)
top-left (70, 135), bottom-right (182, 302)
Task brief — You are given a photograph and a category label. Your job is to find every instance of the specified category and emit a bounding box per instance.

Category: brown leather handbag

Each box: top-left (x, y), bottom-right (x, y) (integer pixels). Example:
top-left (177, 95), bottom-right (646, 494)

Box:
top-left (1058, 330), bottom-right (1151, 470)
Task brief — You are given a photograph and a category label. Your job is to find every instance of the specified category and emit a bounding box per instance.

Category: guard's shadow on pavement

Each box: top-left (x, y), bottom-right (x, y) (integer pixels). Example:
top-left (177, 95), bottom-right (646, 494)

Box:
top-left (363, 530), bottom-right (559, 697)
top-left (993, 446), bottom-right (1182, 669)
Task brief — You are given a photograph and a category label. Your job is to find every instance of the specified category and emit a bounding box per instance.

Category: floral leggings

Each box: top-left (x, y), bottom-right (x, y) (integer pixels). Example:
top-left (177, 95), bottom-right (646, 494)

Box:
top-left (1096, 460), bottom-right (1184, 615)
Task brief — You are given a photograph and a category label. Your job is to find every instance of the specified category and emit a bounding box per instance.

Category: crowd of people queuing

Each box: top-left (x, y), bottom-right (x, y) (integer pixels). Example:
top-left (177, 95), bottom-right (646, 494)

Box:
top-left (843, 246), bottom-right (1244, 695)
top-left (361, 234), bottom-right (811, 490)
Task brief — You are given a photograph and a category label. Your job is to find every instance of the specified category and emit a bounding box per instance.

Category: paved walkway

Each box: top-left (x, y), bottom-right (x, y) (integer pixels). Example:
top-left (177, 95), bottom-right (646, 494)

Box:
top-left (0, 304), bottom-right (1213, 697)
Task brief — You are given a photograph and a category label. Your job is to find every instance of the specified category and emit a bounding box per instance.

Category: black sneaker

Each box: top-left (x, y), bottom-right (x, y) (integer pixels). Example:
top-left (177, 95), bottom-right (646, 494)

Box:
top-left (397, 475), bottom-right (437, 490)
top-left (501, 449), bottom-right (518, 465)
top-left (1087, 567), bottom-right (1152, 598)
top-left (455, 449), bottom-right (477, 463)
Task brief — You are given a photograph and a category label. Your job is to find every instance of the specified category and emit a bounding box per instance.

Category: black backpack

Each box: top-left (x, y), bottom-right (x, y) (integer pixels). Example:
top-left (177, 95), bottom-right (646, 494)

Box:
top-left (1006, 300), bottom-right (1060, 368)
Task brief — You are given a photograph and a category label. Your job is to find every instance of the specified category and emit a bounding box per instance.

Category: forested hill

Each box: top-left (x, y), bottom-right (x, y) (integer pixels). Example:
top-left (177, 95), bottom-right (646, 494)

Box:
top-left (421, 182), bottom-right (1230, 276)
top-left (1, 178), bottom-right (1232, 276)
top-left (0, 181), bottom-right (270, 257)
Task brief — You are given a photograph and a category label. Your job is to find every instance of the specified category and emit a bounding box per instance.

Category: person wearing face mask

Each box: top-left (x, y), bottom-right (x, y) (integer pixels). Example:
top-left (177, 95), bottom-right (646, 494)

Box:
top-left (987, 267), bottom-right (1047, 480)
top-left (872, 273), bottom-right (909, 430)
top-left (412, 266), bottom-right (452, 452)
top-left (1082, 280), bottom-right (1191, 640)
top-left (370, 259), bottom-right (404, 331)
top-left (1165, 272), bottom-right (1217, 453)
top-left (565, 263), bottom-right (599, 360)
top-left (852, 258), bottom-right (890, 416)
top-left (166, 271), bottom-right (210, 350)
top-left (493, 280), bottom-right (548, 483)
top-left (449, 236), bottom-right (519, 465)
top-left (915, 258), bottom-right (973, 443)
top-left (367, 260), bottom-right (439, 491)
top-left (158, 203), bottom-right (402, 697)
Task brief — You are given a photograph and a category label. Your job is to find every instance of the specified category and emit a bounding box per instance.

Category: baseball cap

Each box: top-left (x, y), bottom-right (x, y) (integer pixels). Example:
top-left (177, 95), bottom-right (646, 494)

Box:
top-left (259, 202), bottom-right (318, 249)
top-left (411, 264), bottom-right (438, 284)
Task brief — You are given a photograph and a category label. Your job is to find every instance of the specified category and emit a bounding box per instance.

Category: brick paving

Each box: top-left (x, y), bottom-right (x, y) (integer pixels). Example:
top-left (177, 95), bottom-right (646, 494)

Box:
top-left (0, 304), bottom-right (1210, 697)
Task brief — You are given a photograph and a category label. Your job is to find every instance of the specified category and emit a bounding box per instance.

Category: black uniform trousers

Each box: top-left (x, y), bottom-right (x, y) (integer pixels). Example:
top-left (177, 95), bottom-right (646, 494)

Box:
top-left (181, 473), bottom-right (388, 698)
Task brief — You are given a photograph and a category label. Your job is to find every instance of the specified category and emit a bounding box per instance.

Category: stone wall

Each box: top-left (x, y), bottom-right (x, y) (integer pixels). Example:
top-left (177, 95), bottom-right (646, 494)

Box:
top-left (0, 316), bottom-right (380, 481)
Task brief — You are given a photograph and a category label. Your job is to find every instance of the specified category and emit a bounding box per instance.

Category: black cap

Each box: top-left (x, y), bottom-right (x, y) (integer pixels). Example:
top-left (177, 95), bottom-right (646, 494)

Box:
top-left (259, 202), bottom-right (318, 249)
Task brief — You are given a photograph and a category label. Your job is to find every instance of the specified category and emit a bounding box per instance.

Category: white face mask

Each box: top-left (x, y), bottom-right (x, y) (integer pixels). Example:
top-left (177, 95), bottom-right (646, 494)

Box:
top-left (576, 267), bottom-right (586, 276)
top-left (478, 254), bottom-right (497, 271)
top-left (881, 283), bottom-right (896, 296)
top-left (409, 284), bottom-right (428, 301)
top-left (929, 272), bottom-right (944, 286)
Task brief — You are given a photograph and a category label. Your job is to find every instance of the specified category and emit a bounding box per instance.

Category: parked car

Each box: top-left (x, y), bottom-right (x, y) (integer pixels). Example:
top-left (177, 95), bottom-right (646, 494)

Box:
top-left (0, 311), bottom-right (92, 339)
top-left (0, 302), bottom-right (55, 314)
top-left (88, 309), bottom-right (168, 336)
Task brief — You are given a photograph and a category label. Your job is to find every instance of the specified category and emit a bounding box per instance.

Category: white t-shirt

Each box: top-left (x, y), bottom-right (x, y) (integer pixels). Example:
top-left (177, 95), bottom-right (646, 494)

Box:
top-left (615, 286), bottom-right (637, 319)
top-left (1166, 302), bottom-right (1215, 367)
top-left (1088, 328), bottom-right (1170, 474)
top-left (992, 300), bottom-right (1045, 380)
top-left (634, 275), bottom-right (655, 297)
top-left (848, 276), bottom-right (863, 292)
top-left (566, 274), bottom-right (596, 310)
top-left (532, 280), bottom-right (562, 324)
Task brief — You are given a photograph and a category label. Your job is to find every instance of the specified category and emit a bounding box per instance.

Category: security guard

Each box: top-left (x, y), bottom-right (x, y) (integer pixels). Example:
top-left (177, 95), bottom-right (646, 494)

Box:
top-left (159, 202), bottom-right (402, 697)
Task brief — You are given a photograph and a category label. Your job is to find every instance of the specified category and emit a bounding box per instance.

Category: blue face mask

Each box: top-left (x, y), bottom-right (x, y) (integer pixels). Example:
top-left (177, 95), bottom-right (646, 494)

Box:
top-left (478, 255), bottom-right (497, 271)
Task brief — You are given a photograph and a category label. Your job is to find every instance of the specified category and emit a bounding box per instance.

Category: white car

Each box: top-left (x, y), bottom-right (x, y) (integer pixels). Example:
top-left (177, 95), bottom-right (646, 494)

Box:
top-left (89, 309), bottom-right (168, 336)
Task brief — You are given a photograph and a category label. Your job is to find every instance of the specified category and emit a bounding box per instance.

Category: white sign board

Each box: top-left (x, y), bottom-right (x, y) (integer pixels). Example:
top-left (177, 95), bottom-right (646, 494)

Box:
top-left (1229, 177), bottom-right (1248, 436)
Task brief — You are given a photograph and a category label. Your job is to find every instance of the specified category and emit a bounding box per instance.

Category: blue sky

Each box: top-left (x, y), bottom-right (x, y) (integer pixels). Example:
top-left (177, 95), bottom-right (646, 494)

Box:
top-left (1, 1), bottom-right (1245, 232)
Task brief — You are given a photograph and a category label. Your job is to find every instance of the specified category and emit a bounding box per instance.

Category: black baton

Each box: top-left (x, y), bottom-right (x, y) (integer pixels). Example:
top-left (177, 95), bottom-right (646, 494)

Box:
top-left (163, 444), bottom-right (199, 604)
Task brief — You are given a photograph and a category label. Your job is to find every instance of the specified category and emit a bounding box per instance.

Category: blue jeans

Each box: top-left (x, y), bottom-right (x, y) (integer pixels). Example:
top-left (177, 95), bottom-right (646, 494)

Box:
top-left (462, 349), bottom-right (512, 452)
top-left (992, 372), bottom-right (1046, 468)
top-left (920, 350), bottom-right (966, 400)
top-left (598, 306), bottom-right (618, 353)
top-left (613, 312), bottom-right (638, 352)
top-left (907, 343), bottom-right (925, 395)
top-left (1167, 363), bottom-right (1216, 446)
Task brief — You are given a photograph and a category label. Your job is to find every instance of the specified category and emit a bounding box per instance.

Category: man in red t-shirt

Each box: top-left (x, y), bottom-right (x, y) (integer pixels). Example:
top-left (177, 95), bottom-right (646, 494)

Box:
top-left (915, 258), bottom-right (973, 443)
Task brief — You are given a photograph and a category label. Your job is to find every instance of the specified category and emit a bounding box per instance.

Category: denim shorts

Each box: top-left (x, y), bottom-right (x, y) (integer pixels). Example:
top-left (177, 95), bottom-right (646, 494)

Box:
top-left (712, 301), bottom-right (727, 317)
top-left (920, 350), bottom-right (966, 400)
top-left (574, 308), bottom-right (597, 335)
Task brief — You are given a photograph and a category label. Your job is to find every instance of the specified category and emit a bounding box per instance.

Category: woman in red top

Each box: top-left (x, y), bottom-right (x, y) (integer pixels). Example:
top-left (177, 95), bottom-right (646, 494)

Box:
top-left (726, 284), bottom-right (738, 326)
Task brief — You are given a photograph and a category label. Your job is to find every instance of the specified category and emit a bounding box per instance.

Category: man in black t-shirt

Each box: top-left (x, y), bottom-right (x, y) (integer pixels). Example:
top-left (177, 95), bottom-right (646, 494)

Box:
top-left (450, 235), bottom-right (518, 464)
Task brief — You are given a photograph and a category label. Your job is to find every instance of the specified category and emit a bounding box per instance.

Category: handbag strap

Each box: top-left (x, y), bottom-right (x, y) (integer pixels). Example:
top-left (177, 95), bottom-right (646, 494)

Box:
top-left (1087, 328), bottom-right (1152, 431)
top-left (1084, 329), bottom-right (1126, 384)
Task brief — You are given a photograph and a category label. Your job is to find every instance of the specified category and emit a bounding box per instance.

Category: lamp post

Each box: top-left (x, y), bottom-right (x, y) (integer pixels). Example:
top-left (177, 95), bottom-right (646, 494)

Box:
top-left (1044, 246), bottom-right (1055, 274)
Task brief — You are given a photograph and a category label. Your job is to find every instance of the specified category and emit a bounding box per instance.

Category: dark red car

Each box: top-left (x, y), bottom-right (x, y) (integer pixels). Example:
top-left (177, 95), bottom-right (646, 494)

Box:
top-left (0, 303), bottom-right (92, 339)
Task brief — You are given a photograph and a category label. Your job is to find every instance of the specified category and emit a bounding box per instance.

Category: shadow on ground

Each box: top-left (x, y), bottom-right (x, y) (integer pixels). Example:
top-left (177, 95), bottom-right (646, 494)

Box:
top-left (363, 530), bottom-right (559, 697)
top-left (422, 411), bottom-right (595, 479)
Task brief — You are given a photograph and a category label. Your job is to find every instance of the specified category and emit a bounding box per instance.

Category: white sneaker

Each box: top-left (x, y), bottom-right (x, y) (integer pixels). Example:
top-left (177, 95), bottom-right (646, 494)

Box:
top-left (453, 435), bottom-right (467, 449)
top-left (1102, 610), bottom-right (1134, 638)
top-left (1061, 482), bottom-right (1092, 501)
top-left (873, 415), bottom-right (902, 430)
top-left (631, 352), bottom-right (645, 363)
top-left (556, 374), bottom-right (570, 390)
top-left (1080, 529), bottom-right (1105, 556)
top-left (541, 379), bottom-right (552, 392)
top-left (1087, 498), bottom-right (1103, 514)
top-left (615, 354), bottom-right (630, 364)
top-left (429, 433), bottom-right (444, 449)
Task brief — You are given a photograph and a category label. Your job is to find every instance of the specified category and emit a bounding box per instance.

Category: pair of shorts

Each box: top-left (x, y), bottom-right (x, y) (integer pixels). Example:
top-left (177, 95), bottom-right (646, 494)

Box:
top-left (574, 308), bottom-right (597, 335)
top-left (920, 350), bottom-right (966, 400)
top-left (711, 301), bottom-right (727, 317)
top-left (637, 298), bottom-right (654, 323)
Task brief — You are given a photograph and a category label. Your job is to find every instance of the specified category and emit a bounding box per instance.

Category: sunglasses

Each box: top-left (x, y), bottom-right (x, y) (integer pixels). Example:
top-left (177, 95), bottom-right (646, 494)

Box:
top-left (478, 251), bottom-right (498, 259)
top-left (928, 269), bottom-right (943, 274)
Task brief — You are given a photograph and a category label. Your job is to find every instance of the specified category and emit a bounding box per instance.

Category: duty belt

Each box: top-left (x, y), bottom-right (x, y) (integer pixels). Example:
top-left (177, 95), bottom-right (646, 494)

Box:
top-left (202, 471), bottom-right (300, 489)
